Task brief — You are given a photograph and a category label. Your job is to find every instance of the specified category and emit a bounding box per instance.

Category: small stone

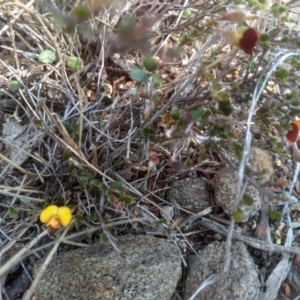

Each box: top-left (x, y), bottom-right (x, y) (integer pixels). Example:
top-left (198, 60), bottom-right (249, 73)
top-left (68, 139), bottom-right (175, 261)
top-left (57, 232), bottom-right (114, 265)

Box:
top-left (34, 235), bottom-right (182, 300)
top-left (184, 241), bottom-right (260, 300)
top-left (168, 177), bottom-right (209, 208)
top-left (2, 120), bottom-right (34, 167)
top-left (214, 168), bottom-right (261, 222)
top-left (214, 147), bottom-right (274, 222)
top-left (160, 205), bottom-right (174, 222)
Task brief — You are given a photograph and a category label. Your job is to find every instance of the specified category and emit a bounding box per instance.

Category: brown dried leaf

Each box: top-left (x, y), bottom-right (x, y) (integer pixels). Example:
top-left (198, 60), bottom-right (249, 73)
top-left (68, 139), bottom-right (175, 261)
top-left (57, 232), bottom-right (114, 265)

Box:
top-left (170, 217), bottom-right (183, 230)
top-left (221, 11), bottom-right (246, 23)
top-left (282, 283), bottom-right (291, 297)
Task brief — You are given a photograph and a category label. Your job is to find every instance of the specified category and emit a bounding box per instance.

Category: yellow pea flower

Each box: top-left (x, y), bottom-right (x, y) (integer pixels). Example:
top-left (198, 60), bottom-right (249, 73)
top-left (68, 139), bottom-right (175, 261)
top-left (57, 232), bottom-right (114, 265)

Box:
top-left (40, 205), bottom-right (72, 229)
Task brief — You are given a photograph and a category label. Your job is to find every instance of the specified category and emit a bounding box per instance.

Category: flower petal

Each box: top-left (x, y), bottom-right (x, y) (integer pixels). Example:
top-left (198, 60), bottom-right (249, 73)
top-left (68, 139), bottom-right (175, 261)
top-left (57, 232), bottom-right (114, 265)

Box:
top-left (286, 122), bottom-right (299, 143)
top-left (292, 120), bottom-right (300, 130)
top-left (47, 217), bottom-right (61, 229)
top-left (239, 27), bottom-right (259, 54)
top-left (226, 28), bottom-right (245, 47)
top-left (40, 205), bottom-right (58, 223)
top-left (57, 206), bottom-right (72, 226)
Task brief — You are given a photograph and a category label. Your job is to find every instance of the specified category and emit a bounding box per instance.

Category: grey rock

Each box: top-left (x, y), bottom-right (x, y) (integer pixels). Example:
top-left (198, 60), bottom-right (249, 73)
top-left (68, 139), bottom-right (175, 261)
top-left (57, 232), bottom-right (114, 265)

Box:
top-left (248, 147), bottom-right (274, 182)
top-left (184, 241), bottom-right (260, 300)
top-left (224, 147), bottom-right (274, 183)
top-left (214, 168), bottom-right (261, 222)
top-left (2, 120), bottom-right (35, 167)
top-left (34, 235), bottom-right (182, 300)
top-left (214, 147), bottom-right (274, 222)
top-left (168, 177), bottom-right (209, 208)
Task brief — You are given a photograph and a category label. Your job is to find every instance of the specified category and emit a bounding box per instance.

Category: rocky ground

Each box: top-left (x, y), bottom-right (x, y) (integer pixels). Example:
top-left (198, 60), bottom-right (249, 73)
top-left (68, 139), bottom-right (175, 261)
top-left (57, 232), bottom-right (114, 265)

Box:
top-left (2, 1), bottom-right (300, 300)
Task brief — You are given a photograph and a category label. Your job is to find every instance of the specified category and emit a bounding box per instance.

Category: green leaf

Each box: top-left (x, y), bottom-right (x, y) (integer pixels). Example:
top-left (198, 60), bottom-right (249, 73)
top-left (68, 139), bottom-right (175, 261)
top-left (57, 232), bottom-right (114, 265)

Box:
top-left (243, 194), bottom-right (254, 205)
top-left (290, 107), bottom-right (300, 115)
top-left (99, 233), bottom-right (108, 244)
top-left (233, 211), bottom-right (243, 223)
top-left (102, 96), bottom-right (113, 106)
top-left (233, 142), bottom-right (243, 159)
top-left (74, 214), bottom-right (84, 230)
top-left (62, 119), bottom-right (72, 134)
top-left (110, 181), bottom-right (124, 192)
top-left (87, 212), bottom-right (97, 222)
top-left (179, 32), bottom-right (194, 46)
top-left (257, 106), bottom-right (269, 116)
top-left (191, 108), bottom-right (204, 122)
top-left (217, 92), bottom-right (230, 101)
top-left (271, 3), bottom-right (279, 14)
top-left (117, 16), bottom-right (136, 37)
top-left (260, 33), bottom-right (269, 42)
top-left (152, 74), bottom-right (163, 88)
top-left (106, 189), bottom-right (113, 200)
top-left (275, 68), bottom-right (289, 80)
top-left (62, 150), bottom-right (72, 161)
top-left (90, 179), bottom-right (108, 191)
top-left (140, 127), bottom-right (157, 141)
top-left (212, 83), bottom-right (222, 92)
top-left (231, 81), bottom-right (239, 89)
top-left (77, 170), bottom-right (92, 187)
top-left (75, 214), bottom-right (84, 220)
top-left (66, 56), bottom-right (82, 71)
top-left (170, 107), bottom-right (181, 120)
top-left (119, 195), bottom-right (133, 204)
top-left (78, 170), bottom-right (92, 177)
top-left (8, 207), bottom-right (18, 218)
top-left (143, 56), bottom-right (157, 72)
top-left (249, 61), bottom-right (256, 73)
top-left (183, 8), bottom-right (192, 18)
top-left (38, 50), bottom-right (56, 64)
top-left (9, 80), bottom-right (21, 91)
top-left (219, 100), bottom-right (232, 116)
top-left (71, 4), bottom-right (90, 21)
top-left (68, 163), bottom-right (76, 172)
top-left (129, 69), bottom-right (146, 82)
top-left (278, 6), bottom-right (288, 13)
top-left (268, 209), bottom-right (282, 220)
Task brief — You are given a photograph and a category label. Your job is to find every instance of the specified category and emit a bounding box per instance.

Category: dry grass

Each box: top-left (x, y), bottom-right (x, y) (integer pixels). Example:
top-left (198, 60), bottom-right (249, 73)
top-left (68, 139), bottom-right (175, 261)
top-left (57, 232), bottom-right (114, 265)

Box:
top-left (1, 0), bottom-right (300, 299)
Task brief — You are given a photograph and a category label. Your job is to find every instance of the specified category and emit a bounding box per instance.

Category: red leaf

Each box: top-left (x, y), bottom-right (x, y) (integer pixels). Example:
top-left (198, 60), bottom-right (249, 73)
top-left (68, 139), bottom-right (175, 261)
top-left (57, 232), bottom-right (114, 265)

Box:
top-left (286, 122), bottom-right (299, 143)
top-left (239, 27), bottom-right (259, 54)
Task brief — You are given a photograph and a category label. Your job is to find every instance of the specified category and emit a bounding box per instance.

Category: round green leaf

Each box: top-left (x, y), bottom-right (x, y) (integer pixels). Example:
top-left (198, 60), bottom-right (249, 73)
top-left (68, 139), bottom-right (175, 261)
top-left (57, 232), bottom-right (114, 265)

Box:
top-left (99, 233), bottom-right (108, 244)
top-left (9, 80), bottom-right (21, 91)
top-left (275, 68), bottom-right (289, 80)
top-left (129, 69), bottom-right (146, 82)
top-left (71, 5), bottom-right (90, 21)
top-left (66, 56), bottom-right (82, 71)
top-left (243, 194), bottom-right (254, 206)
top-left (233, 211), bottom-right (243, 223)
top-left (8, 207), bottom-right (18, 218)
top-left (183, 8), bottom-right (192, 18)
top-left (38, 50), bottom-right (56, 64)
top-left (152, 74), bottom-right (163, 88)
top-left (218, 99), bottom-right (232, 116)
top-left (143, 56), bottom-right (157, 72)
top-left (119, 195), bottom-right (133, 204)
top-left (260, 33), bottom-right (269, 42)
top-left (268, 209), bottom-right (282, 220)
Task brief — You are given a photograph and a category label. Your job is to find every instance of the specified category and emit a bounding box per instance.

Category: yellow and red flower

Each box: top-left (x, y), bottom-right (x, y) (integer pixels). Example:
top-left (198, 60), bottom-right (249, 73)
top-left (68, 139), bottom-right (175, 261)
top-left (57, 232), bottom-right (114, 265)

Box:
top-left (226, 27), bottom-right (259, 54)
top-left (285, 121), bottom-right (300, 162)
top-left (40, 205), bottom-right (72, 229)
